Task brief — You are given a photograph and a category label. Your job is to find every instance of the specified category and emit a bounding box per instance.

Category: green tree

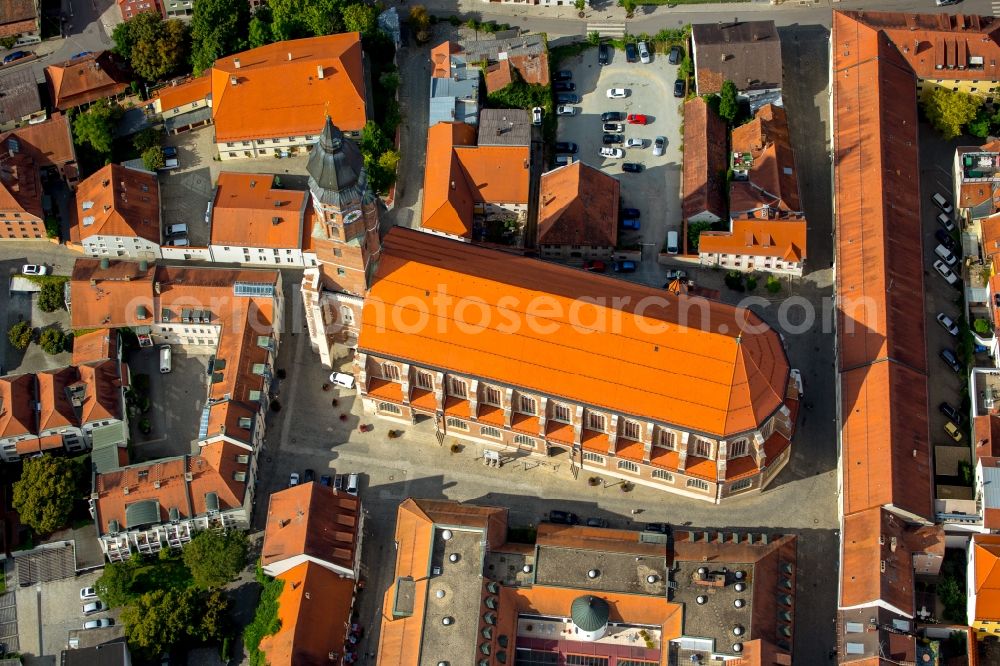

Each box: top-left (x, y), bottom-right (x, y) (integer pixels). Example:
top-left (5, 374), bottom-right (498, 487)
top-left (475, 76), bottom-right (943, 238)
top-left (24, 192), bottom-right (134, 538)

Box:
top-left (303, 0), bottom-right (344, 36)
top-left (244, 567), bottom-right (284, 666)
top-left (718, 80), bottom-right (738, 125)
top-left (268, 0), bottom-right (310, 40)
top-left (587, 31), bottom-right (601, 46)
top-left (113, 13), bottom-right (190, 81)
top-left (923, 87), bottom-right (983, 140)
top-left (379, 70), bottom-right (400, 93)
top-left (39, 328), bottom-right (66, 355)
top-left (13, 454), bottom-right (81, 534)
top-left (247, 5), bottom-right (274, 47)
top-left (409, 5), bottom-right (431, 43)
top-left (196, 589), bottom-right (231, 642)
top-left (341, 2), bottom-right (379, 36)
top-left (96, 559), bottom-right (139, 607)
top-left (360, 120), bottom-right (389, 156)
top-left (766, 275), bottom-right (782, 294)
top-left (969, 106), bottom-right (992, 138)
top-left (7, 321), bottom-right (32, 350)
top-left (182, 530), bottom-right (247, 588)
top-left (37, 281), bottom-right (65, 312)
top-left (574, 0), bottom-right (586, 11)
top-left (142, 146), bottom-right (165, 171)
top-left (72, 99), bottom-right (120, 156)
top-left (121, 588), bottom-right (198, 656)
top-left (133, 126), bottom-right (164, 153)
top-left (618, 0), bottom-right (636, 17)
top-left (190, 0), bottom-right (250, 74)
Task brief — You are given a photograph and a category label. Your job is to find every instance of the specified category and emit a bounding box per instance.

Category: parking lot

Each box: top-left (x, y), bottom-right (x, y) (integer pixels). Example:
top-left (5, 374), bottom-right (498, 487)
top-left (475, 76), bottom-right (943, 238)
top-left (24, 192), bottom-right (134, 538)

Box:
top-left (554, 43), bottom-right (684, 279)
top-left (15, 569), bottom-right (109, 661)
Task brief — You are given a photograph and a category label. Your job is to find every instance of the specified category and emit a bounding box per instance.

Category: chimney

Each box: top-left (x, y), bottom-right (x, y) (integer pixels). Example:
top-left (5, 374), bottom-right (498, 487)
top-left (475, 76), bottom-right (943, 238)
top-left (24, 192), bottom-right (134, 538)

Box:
top-left (450, 181), bottom-right (456, 190)
top-left (317, 65), bottom-right (324, 79)
top-left (230, 75), bottom-right (238, 86)
top-left (287, 52), bottom-right (293, 61)
top-left (234, 57), bottom-right (241, 69)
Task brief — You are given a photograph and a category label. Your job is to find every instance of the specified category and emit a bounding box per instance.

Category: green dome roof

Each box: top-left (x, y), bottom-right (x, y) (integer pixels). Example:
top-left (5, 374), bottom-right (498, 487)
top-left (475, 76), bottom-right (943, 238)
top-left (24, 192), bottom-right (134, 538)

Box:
top-left (570, 595), bottom-right (610, 632)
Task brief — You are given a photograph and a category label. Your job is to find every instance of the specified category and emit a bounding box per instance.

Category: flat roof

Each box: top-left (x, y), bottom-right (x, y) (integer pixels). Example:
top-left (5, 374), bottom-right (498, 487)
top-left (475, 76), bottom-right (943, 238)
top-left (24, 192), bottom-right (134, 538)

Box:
top-left (533, 544), bottom-right (667, 596)
top-left (672, 560), bottom-right (757, 656)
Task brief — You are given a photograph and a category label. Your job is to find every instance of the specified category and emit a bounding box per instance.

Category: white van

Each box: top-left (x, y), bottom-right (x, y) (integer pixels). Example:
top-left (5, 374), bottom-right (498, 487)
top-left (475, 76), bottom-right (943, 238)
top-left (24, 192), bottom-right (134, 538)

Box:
top-left (346, 473), bottom-right (359, 496)
top-left (666, 230), bottom-right (679, 254)
top-left (937, 212), bottom-right (955, 232)
top-left (165, 223), bottom-right (188, 236)
top-left (934, 244), bottom-right (957, 266)
top-left (329, 372), bottom-right (356, 389)
top-left (932, 192), bottom-right (953, 215)
top-left (159, 345), bottom-right (172, 374)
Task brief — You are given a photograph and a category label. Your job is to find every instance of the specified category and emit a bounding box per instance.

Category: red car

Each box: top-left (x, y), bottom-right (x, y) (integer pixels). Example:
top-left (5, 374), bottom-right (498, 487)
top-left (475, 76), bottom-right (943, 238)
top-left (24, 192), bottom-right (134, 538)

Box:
top-left (584, 260), bottom-right (607, 273)
top-left (627, 114), bottom-right (648, 125)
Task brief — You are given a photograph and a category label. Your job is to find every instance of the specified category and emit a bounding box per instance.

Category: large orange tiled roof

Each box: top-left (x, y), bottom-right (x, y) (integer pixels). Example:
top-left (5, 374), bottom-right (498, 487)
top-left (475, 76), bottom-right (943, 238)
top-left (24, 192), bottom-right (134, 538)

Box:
top-left (538, 162), bottom-right (619, 247)
top-left (361, 227), bottom-right (789, 438)
top-left (261, 482), bottom-right (360, 573)
top-left (45, 51), bottom-right (130, 111)
top-left (682, 98), bottom-right (728, 225)
top-left (77, 360), bottom-right (122, 424)
top-left (153, 75), bottom-right (210, 112)
top-left (730, 104), bottom-right (801, 215)
top-left (0, 113), bottom-right (76, 173)
top-left (210, 172), bottom-right (306, 249)
top-left (259, 561), bottom-right (355, 666)
top-left (698, 218), bottom-right (806, 262)
top-left (210, 33), bottom-right (366, 143)
top-left (0, 146), bottom-right (42, 219)
top-left (36, 366), bottom-right (78, 432)
top-left (421, 122), bottom-right (530, 238)
top-left (0, 374), bottom-right (35, 439)
top-left (972, 534), bottom-right (1000, 621)
top-left (73, 164), bottom-right (160, 244)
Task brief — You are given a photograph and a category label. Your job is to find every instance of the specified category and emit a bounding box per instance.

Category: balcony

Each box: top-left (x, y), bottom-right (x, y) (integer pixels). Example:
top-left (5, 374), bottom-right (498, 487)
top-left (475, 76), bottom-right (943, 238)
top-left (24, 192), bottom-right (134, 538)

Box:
top-left (961, 152), bottom-right (1000, 182)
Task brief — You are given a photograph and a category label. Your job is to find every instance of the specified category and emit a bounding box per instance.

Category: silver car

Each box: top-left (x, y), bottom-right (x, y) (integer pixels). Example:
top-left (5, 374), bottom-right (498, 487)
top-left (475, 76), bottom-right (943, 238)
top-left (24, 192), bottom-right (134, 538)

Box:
top-left (653, 136), bottom-right (666, 157)
top-left (638, 41), bottom-right (651, 64)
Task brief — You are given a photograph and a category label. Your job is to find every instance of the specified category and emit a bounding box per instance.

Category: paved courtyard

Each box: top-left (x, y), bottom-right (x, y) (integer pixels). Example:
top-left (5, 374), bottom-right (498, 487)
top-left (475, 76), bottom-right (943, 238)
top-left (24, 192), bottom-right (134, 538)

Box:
top-left (16, 569), bottom-right (107, 665)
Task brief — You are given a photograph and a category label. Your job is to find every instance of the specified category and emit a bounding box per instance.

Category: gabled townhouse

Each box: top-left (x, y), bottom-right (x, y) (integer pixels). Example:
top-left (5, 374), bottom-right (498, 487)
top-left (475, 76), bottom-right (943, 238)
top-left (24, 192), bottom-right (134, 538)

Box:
top-left (0, 0), bottom-right (41, 46)
top-left (681, 97), bottom-right (727, 254)
top-left (71, 163), bottom-right (162, 259)
top-left (0, 67), bottom-right (44, 131)
top-left (45, 52), bottom-right (131, 112)
top-left (208, 172), bottom-right (313, 266)
top-left (420, 121), bottom-right (530, 242)
top-left (691, 20), bottom-right (782, 108)
top-left (536, 160), bottom-right (619, 262)
top-left (148, 76), bottom-right (212, 136)
top-left (698, 104), bottom-right (807, 276)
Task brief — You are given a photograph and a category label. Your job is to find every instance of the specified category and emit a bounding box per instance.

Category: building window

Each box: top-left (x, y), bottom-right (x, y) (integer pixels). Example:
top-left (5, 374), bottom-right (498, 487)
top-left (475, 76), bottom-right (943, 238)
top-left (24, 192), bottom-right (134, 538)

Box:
top-left (483, 386), bottom-right (502, 407)
top-left (480, 425), bottom-right (502, 439)
top-left (448, 377), bottom-right (467, 398)
top-left (586, 412), bottom-right (605, 432)
top-left (552, 404), bottom-right (571, 423)
top-left (621, 420), bottom-right (641, 441)
top-left (693, 437), bottom-right (712, 458)
top-left (382, 362), bottom-right (400, 381)
top-left (617, 459), bottom-right (639, 474)
top-left (378, 402), bottom-right (401, 415)
top-left (337, 268), bottom-right (346, 276)
top-left (446, 417), bottom-right (468, 430)
top-left (761, 417), bottom-right (776, 439)
top-left (518, 395), bottom-right (536, 415)
top-left (656, 430), bottom-right (675, 450)
top-left (514, 434), bottom-right (534, 448)
top-left (652, 469), bottom-right (673, 482)
top-left (729, 439), bottom-right (749, 458)
top-left (686, 478), bottom-right (709, 491)
top-left (583, 452), bottom-right (605, 465)
top-left (415, 371), bottom-right (433, 390)
top-left (730, 478), bottom-right (753, 492)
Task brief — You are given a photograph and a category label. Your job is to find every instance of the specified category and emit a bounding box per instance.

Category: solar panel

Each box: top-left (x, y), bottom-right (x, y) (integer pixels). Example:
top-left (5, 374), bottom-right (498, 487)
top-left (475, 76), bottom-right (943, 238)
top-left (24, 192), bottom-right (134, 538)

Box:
top-left (233, 282), bottom-right (275, 297)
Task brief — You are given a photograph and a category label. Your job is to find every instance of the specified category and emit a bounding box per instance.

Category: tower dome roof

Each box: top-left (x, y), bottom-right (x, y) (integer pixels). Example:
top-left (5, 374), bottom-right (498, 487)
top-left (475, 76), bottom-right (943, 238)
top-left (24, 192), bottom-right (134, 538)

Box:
top-left (307, 116), bottom-right (373, 207)
top-left (570, 595), bottom-right (610, 633)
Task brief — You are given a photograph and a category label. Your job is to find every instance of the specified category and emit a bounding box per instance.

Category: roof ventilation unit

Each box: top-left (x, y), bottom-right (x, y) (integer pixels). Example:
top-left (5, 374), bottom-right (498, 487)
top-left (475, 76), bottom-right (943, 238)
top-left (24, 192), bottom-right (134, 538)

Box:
top-left (587, 569), bottom-right (600, 579)
top-left (442, 617), bottom-right (453, 626)
top-left (734, 599), bottom-right (745, 609)
top-left (696, 595), bottom-right (707, 605)
top-left (441, 529), bottom-right (453, 540)
top-left (449, 553), bottom-right (460, 563)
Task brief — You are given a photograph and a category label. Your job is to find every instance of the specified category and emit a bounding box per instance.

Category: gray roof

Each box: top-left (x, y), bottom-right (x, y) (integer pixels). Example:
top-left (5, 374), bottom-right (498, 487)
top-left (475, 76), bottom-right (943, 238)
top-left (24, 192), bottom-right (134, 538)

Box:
top-left (984, 466), bottom-right (1000, 510)
top-left (477, 109), bottom-right (531, 147)
top-left (124, 499), bottom-right (160, 528)
top-left (164, 105), bottom-right (211, 133)
top-left (570, 595), bottom-right (610, 632)
top-left (429, 76), bottom-right (480, 127)
top-left (377, 8), bottom-right (401, 48)
top-left (0, 67), bottom-right (42, 126)
top-left (92, 421), bottom-right (127, 450)
top-left (307, 116), bottom-right (374, 208)
top-left (692, 20), bottom-right (783, 94)
top-left (114, 107), bottom-right (152, 138)
top-left (61, 637), bottom-right (130, 666)
top-left (459, 34), bottom-right (545, 60)
top-left (91, 446), bottom-right (121, 474)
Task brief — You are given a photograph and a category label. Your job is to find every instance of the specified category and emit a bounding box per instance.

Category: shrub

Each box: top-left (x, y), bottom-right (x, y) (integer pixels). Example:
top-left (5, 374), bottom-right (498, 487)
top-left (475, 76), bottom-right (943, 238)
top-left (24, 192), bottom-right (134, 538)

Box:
top-left (587, 31), bottom-right (601, 45)
top-left (38, 328), bottom-right (66, 355)
top-left (745, 275), bottom-right (758, 292)
top-left (766, 275), bottom-right (782, 294)
top-left (44, 216), bottom-right (60, 239)
top-left (8, 321), bottom-right (32, 350)
top-left (974, 318), bottom-right (992, 336)
top-left (37, 281), bottom-right (65, 312)
top-left (724, 271), bottom-right (744, 292)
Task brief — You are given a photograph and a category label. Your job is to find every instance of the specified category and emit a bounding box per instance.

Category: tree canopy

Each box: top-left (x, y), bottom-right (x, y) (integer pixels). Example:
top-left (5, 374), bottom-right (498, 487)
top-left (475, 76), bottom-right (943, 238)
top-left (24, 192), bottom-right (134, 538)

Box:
top-left (7, 321), bottom-right (31, 351)
top-left (38, 327), bottom-right (67, 355)
top-left (72, 99), bottom-right (120, 156)
top-left (190, 0), bottom-right (250, 74)
top-left (13, 454), bottom-right (83, 534)
top-left (924, 87), bottom-right (983, 140)
top-left (95, 559), bottom-right (139, 607)
top-left (142, 146), bottom-right (165, 171)
top-left (121, 588), bottom-right (198, 656)
top-left (182, 530), bottom-right (247, 588)
top-left (112, 13), bottom-right (190, 81)
top-left (341, 2), bottom-right (379, 36)
top-left (718, 80), bottom-right (738, 125)
top-left (37, 281), bottom-right (65, 313)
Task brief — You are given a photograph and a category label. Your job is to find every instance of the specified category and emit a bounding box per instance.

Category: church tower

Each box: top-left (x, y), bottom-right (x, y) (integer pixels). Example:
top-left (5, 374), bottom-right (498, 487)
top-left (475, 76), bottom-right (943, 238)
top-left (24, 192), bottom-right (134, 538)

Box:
top-left (301, 117), bottom-right (382, 365)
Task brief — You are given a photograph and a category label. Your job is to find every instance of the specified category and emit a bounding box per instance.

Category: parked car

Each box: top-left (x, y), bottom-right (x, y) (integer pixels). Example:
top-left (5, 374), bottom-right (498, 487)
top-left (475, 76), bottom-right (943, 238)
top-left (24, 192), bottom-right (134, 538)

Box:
top-left (932, 192), bottom-right (954, 215)
top-left (346, 473), bottom-right (359, 496)
top-left (329, 372), bottom-right (356, 388)
top-left (600, 147), bottom-right (624, 159)
top-left (935, 229), bottom-right (957, 251)
top-left (556, 93), bottom-right (579, 104)
top-left (586, 517), bottom-right (608, 528)
top-left (82, 601), bottom-right (106, 615)
top-left (3, 51), bottom-right (31, 64)
top-left (548, 510), bottom-right (579, 525)
top-left (627, 113), bottom-right (648, 125)
top-left (644, 522), bottom-right (670, 534)
top-left (289, 472), bottom-right (300, 487)
top-left (553, 70), bottom-right (573, 82)
top-left (21, 264), bottom-right (49, 275)
top-left (668, 45), bottom-right (682, 65)
top-left (161, 157), bottom-right (179, 170)
top-left (621, 207), bottom-right (640, 218)
top-left (940, 348), bottom-right (962, 372)
top-left (622, 162), bottom-right (643, 173)
top-left (934, 243), bottom-right (958, 266)
top-left (334, 474), bottom-right (345, 490)
top-left (936, 312), bottom-right (959, 336)
top-left (625, 42), bottom-right (637, 62)
top-left (71, 51), bottom-right (92, 59)
top-left (304, 468), bottom-right (315, 483)
top-left (532, 106), bottom-right (542, 126)
top-left (83, 618), bottom-right (114, 630)
top-left (638, 40), bottom-right (651, 64)
top-left (80, 587), bottom-right (98, 601)
top-left (940, 402), bottom-right (962, 424)
top-left (601, 111), bottom-right (624, 122)
top-left (554, 155), bottom-right (573, 167)
top-left (944, 420), bottom-right (963, 443)
top-left (673, 79), bottom-right (686, 97)
top-left (557, 105), bottom-right (576, 116)
top-left (603, 122), bottom-right (624, 133)
top-left (555, 141), bottom-right (578, 154)
top-left (933, 259), bottom-right (960, 285)
top-left (584, 260), bottom-right (606, 272)
top-left (613, 260), bottom-right (637, 273)
top-left (649, 137), bottom-right (665, 158)
top-left (625, 138), bottom-right (644, 148)
top-left (320, 474), bottom-right (332, 486)
top-left (599, 43), bottom-right (610, 65)
top-left (602, 134), bottom-right (624, 145)
top-left (937, 212), bottom-right (956, 232)
top-left (163, 146), bottom-right (178, 158)
top-left (607, 88), bottom-right (629, 99)
top-left (553, 81), bottom-right (576, 92)
top-left (621, 218), bottom-right (640, 230)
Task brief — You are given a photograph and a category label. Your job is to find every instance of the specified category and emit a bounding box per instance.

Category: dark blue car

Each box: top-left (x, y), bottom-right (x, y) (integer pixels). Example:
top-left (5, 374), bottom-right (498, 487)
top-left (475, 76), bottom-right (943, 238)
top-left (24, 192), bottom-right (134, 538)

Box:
top-left (621, 218), bottom-right (640, 230)
top-left (613, 260), bottom-right (637, 273)
top-left (621, 207), bottom-right (640, 218)
top-left (3, 51), bottom-right (30, 64)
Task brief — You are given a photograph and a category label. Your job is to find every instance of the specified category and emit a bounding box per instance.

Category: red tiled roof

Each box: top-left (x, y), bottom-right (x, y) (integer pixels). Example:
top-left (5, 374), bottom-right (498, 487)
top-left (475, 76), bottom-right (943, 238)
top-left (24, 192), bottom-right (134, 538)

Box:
top-left (538, 162), bottom-right (619, 247)
top-left (210, 172), bottom-right (306, 249)
top-left (261, 482), bottom-right (361, 574)
top-left (72, 329), bottom-right (117, 365)
top-left (729, 104), bottom-right (801, 214)
top-left (430, 41), bottom-right (461, 78)
top-left (45, 51), bottom-right (130, 111)
top-left (682, 98), bottom-right (728, 225)
top-left (0, 374), bottom-right (35, 439)
top-left (73, 164), bottom-right (160, 244)
top-left (698, 218), bottom-right (806, 262)
top-left (153, 75), bottom-right (210, 112)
